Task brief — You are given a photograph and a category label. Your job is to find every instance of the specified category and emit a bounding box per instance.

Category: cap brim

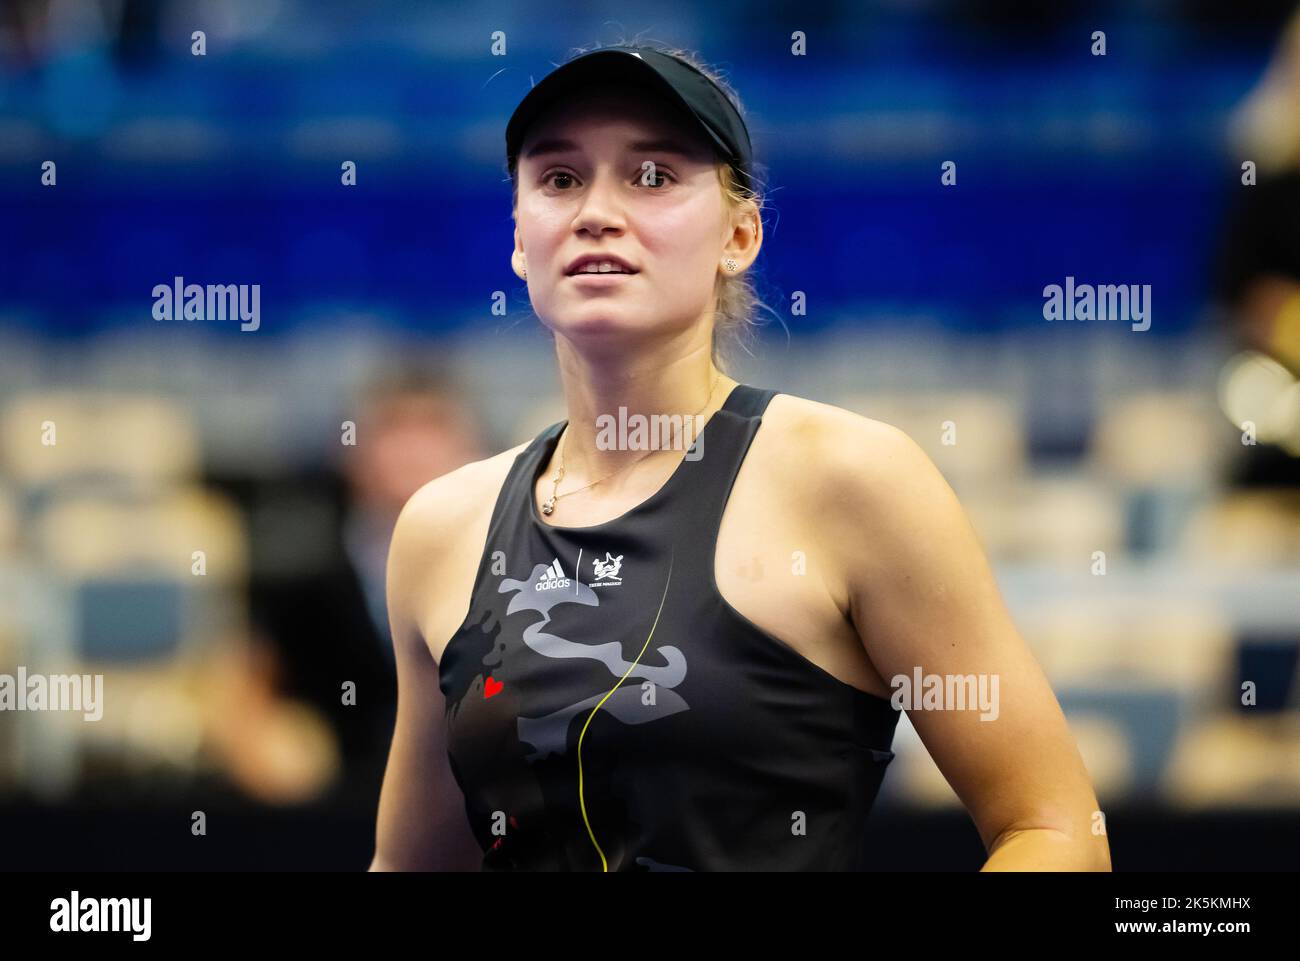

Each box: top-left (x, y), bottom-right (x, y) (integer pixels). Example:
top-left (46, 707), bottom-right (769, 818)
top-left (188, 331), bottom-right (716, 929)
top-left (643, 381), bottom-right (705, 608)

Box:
top-left (505, 49), bottom-right (733, 172)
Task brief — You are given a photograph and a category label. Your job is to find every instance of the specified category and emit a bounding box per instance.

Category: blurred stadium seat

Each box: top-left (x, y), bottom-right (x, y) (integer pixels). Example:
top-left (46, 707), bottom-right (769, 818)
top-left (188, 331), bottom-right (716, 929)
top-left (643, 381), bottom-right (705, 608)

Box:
top-left (1029, 597), bottom-right (1234, 692)
top-left (0, 391), bottom-right (200, 490)
top-left (32, 486), bottom-right (247, 584)
top-left (0, 479), bottom-right (18, 558)
top-left (839, 391), bottom-right (1027, 488)
top-left (1178, 489), bottom-right (1300, 566)
top-left (960, 473), bottom-right (1127, 563)
top-left (1090, 391), bottom-right (1230, 488)
top-left (1163, 712), bottom-right (1300, 808)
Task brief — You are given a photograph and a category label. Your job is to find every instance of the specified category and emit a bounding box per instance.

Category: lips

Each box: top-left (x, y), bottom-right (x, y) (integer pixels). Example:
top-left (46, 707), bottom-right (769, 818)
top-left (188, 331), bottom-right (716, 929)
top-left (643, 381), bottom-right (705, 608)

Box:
top-left (564, 254), bottom-right (639, 276)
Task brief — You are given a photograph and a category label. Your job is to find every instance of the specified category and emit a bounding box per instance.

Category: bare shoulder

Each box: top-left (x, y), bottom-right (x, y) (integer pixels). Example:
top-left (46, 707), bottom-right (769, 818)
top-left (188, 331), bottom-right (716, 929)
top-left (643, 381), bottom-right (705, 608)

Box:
top-left (387, 438), bottom-right (533, 651)
top-left (760, 391), bottom-right (937, 499)
top-left (761, 392), bottom-right (977, 596)
top-left (393, 439), bottom-right (530, 550)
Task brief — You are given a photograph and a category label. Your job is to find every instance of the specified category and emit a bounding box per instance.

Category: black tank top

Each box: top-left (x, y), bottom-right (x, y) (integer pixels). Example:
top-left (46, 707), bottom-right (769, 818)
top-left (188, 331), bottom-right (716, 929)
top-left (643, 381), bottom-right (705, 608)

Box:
top-left (437, 383), bottom-right (901, 871)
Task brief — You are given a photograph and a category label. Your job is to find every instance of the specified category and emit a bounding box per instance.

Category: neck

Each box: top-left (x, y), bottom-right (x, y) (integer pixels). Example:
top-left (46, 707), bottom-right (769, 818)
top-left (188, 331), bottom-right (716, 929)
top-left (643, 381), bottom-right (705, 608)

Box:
top-left (549, 341), bottom-right (737, 487)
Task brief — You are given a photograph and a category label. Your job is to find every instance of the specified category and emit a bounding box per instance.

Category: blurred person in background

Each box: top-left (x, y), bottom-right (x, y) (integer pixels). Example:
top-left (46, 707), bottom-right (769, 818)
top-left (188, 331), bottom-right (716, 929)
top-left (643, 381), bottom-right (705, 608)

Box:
top-left (1216, 6), bottom-right (1300, 486)
top-left (247, 364), bottom-right (486, 817)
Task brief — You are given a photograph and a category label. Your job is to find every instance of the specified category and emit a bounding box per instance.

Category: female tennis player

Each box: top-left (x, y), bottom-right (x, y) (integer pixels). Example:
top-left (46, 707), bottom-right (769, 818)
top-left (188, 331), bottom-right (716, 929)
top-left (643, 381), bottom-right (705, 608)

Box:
top-left (370, 42), bottom-right (1111, 871)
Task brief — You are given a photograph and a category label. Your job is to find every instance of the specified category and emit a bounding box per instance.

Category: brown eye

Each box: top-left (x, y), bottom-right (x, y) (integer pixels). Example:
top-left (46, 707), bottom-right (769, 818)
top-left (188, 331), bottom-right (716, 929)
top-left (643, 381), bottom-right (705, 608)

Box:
top-left (639, 167), bottom-right (673, 188)
top-left (544, 171), bottom-right (576, 189)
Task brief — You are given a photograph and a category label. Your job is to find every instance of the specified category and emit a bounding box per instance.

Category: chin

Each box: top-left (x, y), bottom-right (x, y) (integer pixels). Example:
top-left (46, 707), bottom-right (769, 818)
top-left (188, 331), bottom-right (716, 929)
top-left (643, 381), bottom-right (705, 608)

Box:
top-left (548, 309), bottom-right (647, 340)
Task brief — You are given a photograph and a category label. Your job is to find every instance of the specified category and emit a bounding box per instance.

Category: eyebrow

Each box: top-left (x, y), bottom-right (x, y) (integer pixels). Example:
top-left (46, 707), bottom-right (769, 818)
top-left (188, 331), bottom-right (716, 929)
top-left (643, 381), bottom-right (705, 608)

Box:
top-left (522, 137), bottom-right (705, 161)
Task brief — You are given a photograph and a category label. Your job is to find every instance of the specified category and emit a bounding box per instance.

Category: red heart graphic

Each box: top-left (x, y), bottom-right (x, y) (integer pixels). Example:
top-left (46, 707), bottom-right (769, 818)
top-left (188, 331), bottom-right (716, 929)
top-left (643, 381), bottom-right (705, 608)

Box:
top-left (484, 676), bottom-right (503, 699)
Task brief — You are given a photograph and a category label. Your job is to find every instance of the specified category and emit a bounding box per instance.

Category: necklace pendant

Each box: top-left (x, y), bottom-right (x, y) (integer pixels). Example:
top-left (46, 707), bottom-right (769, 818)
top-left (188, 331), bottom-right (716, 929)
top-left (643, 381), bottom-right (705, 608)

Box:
top-left (541, 496), bottom-right (555, 516)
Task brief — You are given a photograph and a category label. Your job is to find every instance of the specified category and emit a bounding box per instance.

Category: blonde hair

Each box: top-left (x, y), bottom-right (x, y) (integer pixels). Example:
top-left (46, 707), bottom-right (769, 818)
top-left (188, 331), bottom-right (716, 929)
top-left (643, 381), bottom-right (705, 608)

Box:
top-left (508, 40), bottom-right (771, 375)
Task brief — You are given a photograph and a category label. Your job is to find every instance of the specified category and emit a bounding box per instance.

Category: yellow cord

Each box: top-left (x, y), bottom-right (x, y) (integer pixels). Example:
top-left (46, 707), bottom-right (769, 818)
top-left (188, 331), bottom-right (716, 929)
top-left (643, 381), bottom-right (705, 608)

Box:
top-left (576, 551), bottom-right (675, 871)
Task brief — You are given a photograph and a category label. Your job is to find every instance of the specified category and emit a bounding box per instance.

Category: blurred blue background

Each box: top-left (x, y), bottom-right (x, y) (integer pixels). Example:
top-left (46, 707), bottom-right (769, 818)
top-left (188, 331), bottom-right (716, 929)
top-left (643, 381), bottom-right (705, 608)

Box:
top-left (0, 1), bottom-right (1278, 336)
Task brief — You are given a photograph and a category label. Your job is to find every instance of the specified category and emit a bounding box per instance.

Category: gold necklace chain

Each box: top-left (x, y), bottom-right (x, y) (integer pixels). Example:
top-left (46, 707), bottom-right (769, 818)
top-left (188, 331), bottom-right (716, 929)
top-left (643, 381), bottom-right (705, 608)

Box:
top-left (541, 372), bottom-right (722, 517)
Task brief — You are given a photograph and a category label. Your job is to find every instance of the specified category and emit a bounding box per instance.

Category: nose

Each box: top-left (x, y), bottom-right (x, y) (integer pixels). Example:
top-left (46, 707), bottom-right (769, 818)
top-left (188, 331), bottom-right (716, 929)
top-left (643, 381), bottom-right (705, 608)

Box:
top-left (571, 167), bottom-right (626, 238)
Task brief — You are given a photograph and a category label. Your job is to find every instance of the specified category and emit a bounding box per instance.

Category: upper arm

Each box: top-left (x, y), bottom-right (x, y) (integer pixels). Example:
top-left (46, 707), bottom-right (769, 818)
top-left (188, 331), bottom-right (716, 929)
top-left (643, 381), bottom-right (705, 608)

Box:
top-left (811, 413), bottom-right (1106, 861)
top-left (370, 478), bottom-right (481, 871)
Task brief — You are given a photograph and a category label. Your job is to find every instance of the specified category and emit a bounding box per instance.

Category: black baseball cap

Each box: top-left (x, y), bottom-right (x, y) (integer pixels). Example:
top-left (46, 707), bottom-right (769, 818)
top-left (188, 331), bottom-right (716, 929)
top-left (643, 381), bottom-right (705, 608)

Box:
top-left (505, 45), bottom-right (754, 194)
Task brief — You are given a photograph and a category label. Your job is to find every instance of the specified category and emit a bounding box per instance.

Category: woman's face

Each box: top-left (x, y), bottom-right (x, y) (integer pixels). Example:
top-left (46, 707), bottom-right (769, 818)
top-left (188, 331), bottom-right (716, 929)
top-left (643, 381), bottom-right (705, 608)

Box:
top-left (512, 86), bottom-right (746, 353)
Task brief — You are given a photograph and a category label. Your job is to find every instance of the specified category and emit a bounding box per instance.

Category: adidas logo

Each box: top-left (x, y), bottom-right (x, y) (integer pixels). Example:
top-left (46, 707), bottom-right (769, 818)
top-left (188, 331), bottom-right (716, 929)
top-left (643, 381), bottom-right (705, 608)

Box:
top-left (535, 557), bottom-right (571, 591)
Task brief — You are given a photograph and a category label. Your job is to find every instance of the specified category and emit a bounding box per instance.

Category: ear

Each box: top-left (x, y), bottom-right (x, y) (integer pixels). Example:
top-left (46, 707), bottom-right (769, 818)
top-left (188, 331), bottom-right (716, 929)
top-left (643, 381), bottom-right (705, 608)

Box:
top-left (511, 223), bottom-right (527, 281)
top-left (720, 198), bottom-right (762, 275)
